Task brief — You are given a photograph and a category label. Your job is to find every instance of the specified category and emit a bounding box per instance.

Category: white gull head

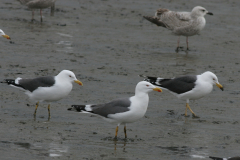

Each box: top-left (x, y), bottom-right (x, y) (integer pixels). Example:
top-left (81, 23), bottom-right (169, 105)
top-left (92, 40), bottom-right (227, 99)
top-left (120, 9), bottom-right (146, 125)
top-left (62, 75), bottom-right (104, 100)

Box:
top-left (191, 6), bottom-right (213, 17)
top-left (200, 71), bottom-right (223, 90)
top-left (135, 81), bottom-right (162, 95)
top-left (56, 70), bottom-right (83, 86)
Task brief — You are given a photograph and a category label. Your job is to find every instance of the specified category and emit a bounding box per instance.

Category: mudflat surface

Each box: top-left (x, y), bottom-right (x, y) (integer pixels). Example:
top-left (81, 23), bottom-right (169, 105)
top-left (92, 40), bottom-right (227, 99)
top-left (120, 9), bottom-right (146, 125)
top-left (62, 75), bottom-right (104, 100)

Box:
top-left (0, 0), bottom-right (240, 159)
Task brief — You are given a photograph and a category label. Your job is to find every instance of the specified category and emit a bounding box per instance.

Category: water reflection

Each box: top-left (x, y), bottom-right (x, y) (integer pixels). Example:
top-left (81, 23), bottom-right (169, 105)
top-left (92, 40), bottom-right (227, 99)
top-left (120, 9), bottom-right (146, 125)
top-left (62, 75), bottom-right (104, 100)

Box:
top-left (49, 142), bottom-right (69, 157)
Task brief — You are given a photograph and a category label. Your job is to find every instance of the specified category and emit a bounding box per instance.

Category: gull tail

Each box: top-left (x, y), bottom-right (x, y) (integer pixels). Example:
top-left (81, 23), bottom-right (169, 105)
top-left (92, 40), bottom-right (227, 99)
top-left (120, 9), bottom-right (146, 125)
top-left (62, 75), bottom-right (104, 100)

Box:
top-left (1, 79), bottom-right (15, 84)
top-left (68, 105), bottom-right (93, 113)
top-left (143, 16), bottom-right (168, 28)
top-left (1, 79), bottom-right (24, 89)
top-left (139, 75), bottom-right (164, 86)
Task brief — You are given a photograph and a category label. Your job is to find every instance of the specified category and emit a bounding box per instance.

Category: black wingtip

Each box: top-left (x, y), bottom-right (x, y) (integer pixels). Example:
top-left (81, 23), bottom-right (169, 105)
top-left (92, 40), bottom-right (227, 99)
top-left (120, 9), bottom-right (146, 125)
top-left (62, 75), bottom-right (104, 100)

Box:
top-left (207, 12), bottom-right (213, 15)
top-left (67, 107), bottom-right (73, 111)
top-left (138, 74), bottom-right (147, 78)
top-left (209, 156), bottom-right (223, 160)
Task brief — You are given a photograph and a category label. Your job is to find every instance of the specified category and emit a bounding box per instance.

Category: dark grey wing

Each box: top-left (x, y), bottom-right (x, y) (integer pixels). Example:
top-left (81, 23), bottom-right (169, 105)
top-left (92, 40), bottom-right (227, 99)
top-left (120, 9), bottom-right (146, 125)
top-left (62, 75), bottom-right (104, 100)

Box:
top-left (90, 98), bottom-right (131, 118)
top-left (18, 76), bottom-right (55, 92)
top-left (159, 75), bottom-right (197, 94)
top-left (229, 157), bottom-right (240, 160)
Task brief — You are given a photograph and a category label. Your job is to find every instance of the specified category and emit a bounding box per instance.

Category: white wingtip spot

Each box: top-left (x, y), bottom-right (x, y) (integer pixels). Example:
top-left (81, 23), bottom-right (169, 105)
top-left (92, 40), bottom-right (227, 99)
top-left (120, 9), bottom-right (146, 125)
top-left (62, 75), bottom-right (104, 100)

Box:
top-left (85, 105), bottom-right (92, 111)
top-left (15, 77), bottom-right (22, 84)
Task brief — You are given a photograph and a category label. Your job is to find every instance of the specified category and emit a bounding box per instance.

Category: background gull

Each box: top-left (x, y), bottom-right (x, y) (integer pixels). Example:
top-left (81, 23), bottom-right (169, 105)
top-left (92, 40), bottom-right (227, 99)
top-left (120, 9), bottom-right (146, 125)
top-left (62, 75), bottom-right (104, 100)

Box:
top-left (1, 70), bottom-right (83, 120)
top-left (209, 156), bottom-right (240, 160)
top-left (143, 6), bottom-right (213, 51)
top-left (0, 29), bottom-right (10, 40)
top-left (140, 71), bottom-right (223, 118)
top-left (18, 0), bottom-right (56, 22)
top-left (68, 81), bottom-right (162, 139)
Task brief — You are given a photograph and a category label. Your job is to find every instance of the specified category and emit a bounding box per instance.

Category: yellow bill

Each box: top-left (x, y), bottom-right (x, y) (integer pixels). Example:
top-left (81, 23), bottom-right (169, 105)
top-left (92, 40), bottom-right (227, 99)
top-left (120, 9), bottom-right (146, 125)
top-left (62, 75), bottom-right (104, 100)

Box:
top-left (216, 83), bottom-right (223, 91)
top-left (74, 80), bottom-right (83, 86)
top-left (2, 34), bottom-right (11, 40)
top-left (153, 87), bottom-right (162, 92)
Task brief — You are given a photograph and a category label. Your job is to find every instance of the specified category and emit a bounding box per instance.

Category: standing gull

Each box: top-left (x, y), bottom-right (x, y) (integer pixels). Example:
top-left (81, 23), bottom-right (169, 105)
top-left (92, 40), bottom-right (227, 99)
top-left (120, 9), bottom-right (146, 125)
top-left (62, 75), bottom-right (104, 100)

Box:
top-left (1, 70), bottom-right (83, 119)
top-left (143, 6), bottom-right (213, 51)
top-left (18, 0), bottom-right (56, 22)
top-left (0, 29), bottom-right (10, 40)
top-left (140, 71), bottom-right (223, 118)
top-left (68, 81), bottom-right (162, 139)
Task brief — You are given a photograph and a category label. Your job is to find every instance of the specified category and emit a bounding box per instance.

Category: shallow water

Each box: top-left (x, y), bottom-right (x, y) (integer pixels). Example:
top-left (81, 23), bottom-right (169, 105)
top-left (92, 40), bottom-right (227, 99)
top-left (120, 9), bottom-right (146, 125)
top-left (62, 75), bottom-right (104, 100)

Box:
top-left (0, 0), bottom-right (240, 159)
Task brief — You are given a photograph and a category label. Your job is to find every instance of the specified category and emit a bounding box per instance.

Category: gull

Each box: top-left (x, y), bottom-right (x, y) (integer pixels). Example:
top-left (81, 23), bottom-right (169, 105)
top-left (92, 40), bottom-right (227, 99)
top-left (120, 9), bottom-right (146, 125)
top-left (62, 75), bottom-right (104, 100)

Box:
top-left (140, 71), bottom-right (223, 118)
top-left (143, 6), bottom-right (213, 51)
top-left (18, 0), bottom-right (56, 22)
top-left (68, 81), bottom-right (162, 139)
top-left (0, 29), bottom-right (11, 40)
top-left (1, 70), bottom-right (83, 119)
top-left (209, 156), bottom-right (240, 160)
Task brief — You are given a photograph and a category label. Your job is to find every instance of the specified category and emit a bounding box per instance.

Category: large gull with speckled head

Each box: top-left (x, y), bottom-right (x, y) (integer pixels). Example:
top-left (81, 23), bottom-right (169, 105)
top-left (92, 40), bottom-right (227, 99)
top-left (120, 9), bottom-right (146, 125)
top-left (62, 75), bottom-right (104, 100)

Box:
top-left (140, 71), bottom-right (223, 118)
top-left (143, 6), bottom-right (213, 51)
top-left (68, 81), bottom-right (162, 139)
top-left (1, 70), bottom-right (83, 120)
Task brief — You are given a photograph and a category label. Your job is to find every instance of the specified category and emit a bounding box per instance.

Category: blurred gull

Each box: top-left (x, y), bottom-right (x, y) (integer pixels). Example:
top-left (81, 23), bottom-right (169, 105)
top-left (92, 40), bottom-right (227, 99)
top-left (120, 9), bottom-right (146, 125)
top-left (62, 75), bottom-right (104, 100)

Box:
top-left (209, 156), bottom-right (240, 160)
top-left (0, 29), bottom-right (10, 40)
top-left (18, 0), bottom-right (56, 22)
top-left (143, 6), bottom-right (213, 51)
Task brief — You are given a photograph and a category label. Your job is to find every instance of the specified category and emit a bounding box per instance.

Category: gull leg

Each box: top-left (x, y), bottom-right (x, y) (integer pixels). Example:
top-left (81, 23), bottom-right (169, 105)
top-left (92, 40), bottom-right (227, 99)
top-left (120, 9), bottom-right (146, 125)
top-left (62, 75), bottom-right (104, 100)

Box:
top-left (40, 9), bottom-right (43, 22)
top-left (185, 104), bottom-right (188, 116)
top-left (48, 104), bottom-right (51, 120)
top-left (176, 36), bottom-right (180, 52)
top-left (124, 125), bottom-right (127, 139)
top-left (186, 36), bottom-right (189, 50)
top-left (51, 3), bottom-right (55, 16)
top-left (114, 126), bottom-right (119, 139)
top-left (186, 103), bottom-right (199, 118)
top-left (31, 10), bottom-right (34, 21)
top-left (34, 102), bottom-right (39, 117)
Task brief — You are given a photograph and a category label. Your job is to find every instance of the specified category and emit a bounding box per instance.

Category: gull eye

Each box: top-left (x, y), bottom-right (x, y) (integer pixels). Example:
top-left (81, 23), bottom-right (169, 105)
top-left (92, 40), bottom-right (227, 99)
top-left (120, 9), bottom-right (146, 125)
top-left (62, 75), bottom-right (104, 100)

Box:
top-left (69, 75), bottom-right (72, 77)
top-left (213, 78), bottom-right (215, 80)
top-left (146, 85), bottom-right (149, 87)
top-left (201, 9), bottom-right (205, 12)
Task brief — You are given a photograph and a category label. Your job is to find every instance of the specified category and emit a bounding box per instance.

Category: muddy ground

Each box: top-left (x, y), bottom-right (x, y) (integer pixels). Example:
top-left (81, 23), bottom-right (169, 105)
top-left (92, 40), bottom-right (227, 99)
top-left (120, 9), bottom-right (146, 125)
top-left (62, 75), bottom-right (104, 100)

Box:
top-left (0, 0), bottom-right (240, 159)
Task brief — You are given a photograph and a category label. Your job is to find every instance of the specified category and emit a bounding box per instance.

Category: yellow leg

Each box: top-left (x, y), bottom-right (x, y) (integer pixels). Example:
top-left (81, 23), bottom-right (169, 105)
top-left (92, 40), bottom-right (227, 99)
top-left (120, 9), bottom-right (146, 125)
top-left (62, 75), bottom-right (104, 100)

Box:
top-left (34, 102), bottom-right (39, 116)
top-left (185, 104), bottom-right (188, 116)
top-left (124, 125), bottom-right (127, 139)
top-left (48, 104), bottom-right (51, 120)
top-left (114, 126), bottom-right (119, 139)
top-left (186, 103), bottom-right (198, 117)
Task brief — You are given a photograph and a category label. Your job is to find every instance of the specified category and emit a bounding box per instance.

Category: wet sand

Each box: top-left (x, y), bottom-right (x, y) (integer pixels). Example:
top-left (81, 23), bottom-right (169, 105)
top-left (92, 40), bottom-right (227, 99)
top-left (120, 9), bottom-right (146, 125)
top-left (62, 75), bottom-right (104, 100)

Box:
top-left (0, 0), bottom-right (240, 159)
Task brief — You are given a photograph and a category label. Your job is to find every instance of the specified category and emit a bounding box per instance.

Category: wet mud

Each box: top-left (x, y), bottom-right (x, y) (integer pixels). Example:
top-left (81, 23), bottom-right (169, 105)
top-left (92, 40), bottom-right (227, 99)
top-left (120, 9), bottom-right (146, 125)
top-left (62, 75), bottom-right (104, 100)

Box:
top-left (0, 0), bottom-right (240, 159)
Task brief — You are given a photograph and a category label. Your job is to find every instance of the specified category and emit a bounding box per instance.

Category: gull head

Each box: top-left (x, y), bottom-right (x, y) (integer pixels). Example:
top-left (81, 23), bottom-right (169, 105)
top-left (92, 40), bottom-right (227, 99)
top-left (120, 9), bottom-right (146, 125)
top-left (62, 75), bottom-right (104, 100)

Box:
top-left (135, 81), bottom-right (162, 94)
top-left (0, 29), bottom-right (11, 40)
top-left (201, 71), bottom-right (223, 91)
top-left (57, 70), bottom-right (83, 86)
top-left (192, 6), bottom-right (213, 17)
